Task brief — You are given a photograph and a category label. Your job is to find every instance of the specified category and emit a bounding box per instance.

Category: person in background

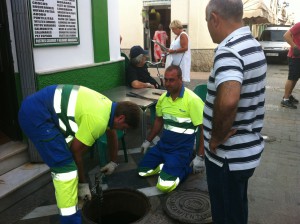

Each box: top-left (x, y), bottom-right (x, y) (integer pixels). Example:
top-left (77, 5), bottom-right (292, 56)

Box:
top-left (138, 65), bottom-right (205, 193)
top-left (165, 20), bottom-right (191, 86)
top-left (120, 35), bottom-right (130, 69)
top-left (126, 45), bottom-right (161, 89)
top-left (18, 84), bottom-right (140, 224)
top-left (204, 0), bottom-right (267, 223)
top-left (153, 24), bottom-right (168, 66)
top-left (281, 22), bottom-right (300, 109)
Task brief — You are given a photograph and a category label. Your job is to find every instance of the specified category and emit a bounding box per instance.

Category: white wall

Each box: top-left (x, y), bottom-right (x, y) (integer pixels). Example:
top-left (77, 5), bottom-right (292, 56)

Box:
top-left (119, 0), bottom-right (144, 49)
top-left (189, 0), bottom-right (216, 49)
top-left (119, 0), bottom-right (216, 51)
top-left (170, 0), bottom-right (189, 42)
top-left (32, 0), bottom-right (122, 73)
top-left (33, 0), bottom-right (94, 73)
top-left (108, 0), bottom-right (121, 60)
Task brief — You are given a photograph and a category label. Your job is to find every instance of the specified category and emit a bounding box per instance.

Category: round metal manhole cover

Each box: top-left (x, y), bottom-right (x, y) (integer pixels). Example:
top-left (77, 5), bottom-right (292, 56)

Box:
top-left (162, 189), bottom-right (212, 224)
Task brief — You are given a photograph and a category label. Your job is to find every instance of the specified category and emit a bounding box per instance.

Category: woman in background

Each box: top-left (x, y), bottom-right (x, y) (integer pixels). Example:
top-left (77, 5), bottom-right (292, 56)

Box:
top-left (153, 24), bottom-right (168, 66)
top-left (166, 20), bottom-right (191, 86)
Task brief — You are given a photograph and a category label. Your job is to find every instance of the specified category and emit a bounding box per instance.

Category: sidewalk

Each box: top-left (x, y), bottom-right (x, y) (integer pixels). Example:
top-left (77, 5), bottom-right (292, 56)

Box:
top-left (0, 64), bottom-right (300, 224)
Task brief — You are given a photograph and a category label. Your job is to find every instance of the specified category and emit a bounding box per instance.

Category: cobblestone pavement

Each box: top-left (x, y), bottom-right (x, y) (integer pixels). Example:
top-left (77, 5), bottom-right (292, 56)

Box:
top-left (0, 63), bottom-right (300, 224)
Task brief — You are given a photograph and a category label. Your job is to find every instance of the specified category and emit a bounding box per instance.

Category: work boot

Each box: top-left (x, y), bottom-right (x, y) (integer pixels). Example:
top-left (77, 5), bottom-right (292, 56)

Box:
top-left (281, 99), bottom-right (297, 109)
top-left (289, 95), bottom-right (299, 104)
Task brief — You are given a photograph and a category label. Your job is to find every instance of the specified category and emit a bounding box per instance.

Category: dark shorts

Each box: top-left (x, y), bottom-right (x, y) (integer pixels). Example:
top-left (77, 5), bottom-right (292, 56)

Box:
top-left (288, 57), bottom-right (300, 81)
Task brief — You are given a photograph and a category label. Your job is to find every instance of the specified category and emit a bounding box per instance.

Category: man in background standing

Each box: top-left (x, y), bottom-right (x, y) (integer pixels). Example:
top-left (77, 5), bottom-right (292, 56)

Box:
top-left (281, 22), bottom-right (300, 109)
top-left (204, 0), bottom-right (267, 223)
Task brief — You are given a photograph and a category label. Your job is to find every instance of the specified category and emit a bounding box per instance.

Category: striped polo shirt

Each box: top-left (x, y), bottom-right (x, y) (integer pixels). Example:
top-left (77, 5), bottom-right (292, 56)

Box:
top-left (203, 26), bottom-right (267, 171)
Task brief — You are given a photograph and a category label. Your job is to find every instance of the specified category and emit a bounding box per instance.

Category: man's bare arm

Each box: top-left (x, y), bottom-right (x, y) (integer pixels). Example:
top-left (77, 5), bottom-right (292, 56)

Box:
top-left (70, 138), bottom-right (89, 183)
top-left (146, 116), bottom-right (163, 142)
top-left (105, 129), bottom-right (118, 163)
top-left (209, 80), bottom-right (240, 152)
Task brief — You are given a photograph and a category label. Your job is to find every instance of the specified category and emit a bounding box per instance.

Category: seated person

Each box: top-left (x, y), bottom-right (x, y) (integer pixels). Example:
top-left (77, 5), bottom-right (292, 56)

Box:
top-left (126, 45), bottom-right (161, 89)
top-left (138, 65), bottom-right (205, 193)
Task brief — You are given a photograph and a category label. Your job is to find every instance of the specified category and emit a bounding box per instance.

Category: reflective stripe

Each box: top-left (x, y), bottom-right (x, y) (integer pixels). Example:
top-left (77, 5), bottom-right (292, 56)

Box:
top-left (157, 177), bottom-right (180, 193)
top-left (164, 124), bottom-right (196, 134)
top-left (69, 120), bottom-right (78, 133)
top-left (53, 85), bottom-right (63, 114)
top-left (67, 86), bottom-right (79, 117)
top-left (157, 176), bottom-right (179, 187)
top-left (51, 170), bottom-right (78, 181)
top-left (163, 114), bottom-right (196, 134)
top-left (53, 85), bottom-right (79, 135)
top-left (65, 135), bottom-right (74, 143)
top-left (164, 114), bottom-right (192, 123)
top-left (139, 164), bottom-right (163, 177)
top-left (58, 119), bottom-right (67, 132)
top-left (59, 205), bottom-right (78, 216)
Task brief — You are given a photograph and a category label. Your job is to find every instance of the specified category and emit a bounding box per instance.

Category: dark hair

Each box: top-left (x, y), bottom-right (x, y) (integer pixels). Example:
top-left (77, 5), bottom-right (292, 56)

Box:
top-left (206, 0), bottom-right (243, 22)
top-left (115, 101), bottom-right (140, 129)
top-left (165, 65), bottom-right (182, 79)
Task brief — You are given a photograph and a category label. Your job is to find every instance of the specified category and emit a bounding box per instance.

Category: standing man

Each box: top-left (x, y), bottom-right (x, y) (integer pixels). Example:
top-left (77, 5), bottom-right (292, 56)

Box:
top-left (281, 22), bottom-right (300, 109)
top-left (138, 65), bottom-right (205, 193)
top-left (18, 84), bottom-right (140, 224)
top-left (204, 0), bottom-right (267, 223)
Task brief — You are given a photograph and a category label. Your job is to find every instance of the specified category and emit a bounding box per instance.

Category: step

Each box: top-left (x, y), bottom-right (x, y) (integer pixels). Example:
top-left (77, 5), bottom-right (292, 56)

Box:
top-left (0, 163), bottom-right (50, 213)
top-left (0, 141), bottom-right (29, 176)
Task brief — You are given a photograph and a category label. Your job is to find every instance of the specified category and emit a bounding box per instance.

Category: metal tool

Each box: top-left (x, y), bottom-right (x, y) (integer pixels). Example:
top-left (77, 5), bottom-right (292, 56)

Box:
top-left (126, 92), bottom-right (156, 102)
top-left (90, 173), bottom-right (104, 223)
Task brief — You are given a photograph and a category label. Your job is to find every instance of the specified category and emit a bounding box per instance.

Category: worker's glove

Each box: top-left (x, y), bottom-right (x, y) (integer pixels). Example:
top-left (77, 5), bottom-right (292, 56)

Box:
top-left (152, 136), bottom-right (160, 145)
top-left (190, 155), bottom-right (205, 174)
top-left (293, 46), bottom-right (300, 57)
top-left (140, 140), bottom-right (151, 154)
top-left (100, 161), bottom-right (118, 175)
top-left (78, 183), bottom-right (91, 201)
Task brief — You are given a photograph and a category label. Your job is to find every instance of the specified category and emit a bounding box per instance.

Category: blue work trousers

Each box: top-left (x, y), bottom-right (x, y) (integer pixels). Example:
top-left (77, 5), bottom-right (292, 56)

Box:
top-left (205, 158), bottom-right (255, 224)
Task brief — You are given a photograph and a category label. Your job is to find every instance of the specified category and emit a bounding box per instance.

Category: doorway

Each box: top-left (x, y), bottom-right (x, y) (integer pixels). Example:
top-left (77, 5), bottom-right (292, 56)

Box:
top-left (143, 5), bottom-right (171, 62)
top-left (0, 0), bottom-right (22, 143)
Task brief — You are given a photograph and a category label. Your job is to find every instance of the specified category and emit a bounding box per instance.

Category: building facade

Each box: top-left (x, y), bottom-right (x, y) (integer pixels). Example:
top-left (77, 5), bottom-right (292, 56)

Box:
top-left (1, 0), bottom-right (124, 161)
top-left (119, 0), bottom-right (280, 72)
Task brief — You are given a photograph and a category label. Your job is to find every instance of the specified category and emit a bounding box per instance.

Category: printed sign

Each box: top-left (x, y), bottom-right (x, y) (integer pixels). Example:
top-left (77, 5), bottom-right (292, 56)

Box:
top-left (30, 0), bottom-right (79, 46)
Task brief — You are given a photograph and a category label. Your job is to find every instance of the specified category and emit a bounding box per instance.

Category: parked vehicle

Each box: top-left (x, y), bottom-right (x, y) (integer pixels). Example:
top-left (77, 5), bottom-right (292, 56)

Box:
top-left (258, 25), bottom-right (290, 62)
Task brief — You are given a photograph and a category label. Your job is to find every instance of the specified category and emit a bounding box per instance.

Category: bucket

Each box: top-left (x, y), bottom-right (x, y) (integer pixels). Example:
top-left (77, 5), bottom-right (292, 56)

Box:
top-left (82, 188), bottom-right (151, 224)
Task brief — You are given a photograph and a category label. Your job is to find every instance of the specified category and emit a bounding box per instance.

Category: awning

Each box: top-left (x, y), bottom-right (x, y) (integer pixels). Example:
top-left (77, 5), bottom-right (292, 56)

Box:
top-left (143, 0), bottom-right (171, 6)
top-left (243, 0), bottom-right (275, 24)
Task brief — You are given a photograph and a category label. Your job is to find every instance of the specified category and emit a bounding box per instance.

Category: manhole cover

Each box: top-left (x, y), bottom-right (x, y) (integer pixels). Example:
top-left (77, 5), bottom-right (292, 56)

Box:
top-left (162, 189), bottom-right (212, 224)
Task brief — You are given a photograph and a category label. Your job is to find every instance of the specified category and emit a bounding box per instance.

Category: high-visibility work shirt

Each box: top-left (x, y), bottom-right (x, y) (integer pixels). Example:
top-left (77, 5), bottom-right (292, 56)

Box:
top-left (156, 86), bottom-right (204, 152)
top-left (53, 85), bottom-right (114, 147)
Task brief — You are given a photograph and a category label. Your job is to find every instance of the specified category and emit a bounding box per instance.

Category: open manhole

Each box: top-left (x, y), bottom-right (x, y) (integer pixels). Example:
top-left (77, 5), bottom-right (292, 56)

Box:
top-left (162, 189), bottom-right (212, 224)
top-left (82, 188), bottom-right (150, 224)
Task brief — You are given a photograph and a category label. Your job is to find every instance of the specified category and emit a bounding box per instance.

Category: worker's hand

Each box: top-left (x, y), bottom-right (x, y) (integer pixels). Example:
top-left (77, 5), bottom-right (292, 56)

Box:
top-left (100, 161), bottom-right (118, 175)
top-left (140, 140), bottom-right (151, 154)
top-left (152, 136), bottom-right (160, 145)
top-left (293, 46), bottom-right (300, 57)
top-left (190, 155), bottom-right (205, 174)
top-left (146, 83), bottom-right (155, 88)
top-left (78, 183), bottom-right (91, 200)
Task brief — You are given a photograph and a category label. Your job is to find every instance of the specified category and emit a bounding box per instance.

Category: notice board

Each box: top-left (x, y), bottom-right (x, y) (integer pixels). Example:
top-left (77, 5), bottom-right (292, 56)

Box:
top-left (29, 0), bottom-right (80, 47)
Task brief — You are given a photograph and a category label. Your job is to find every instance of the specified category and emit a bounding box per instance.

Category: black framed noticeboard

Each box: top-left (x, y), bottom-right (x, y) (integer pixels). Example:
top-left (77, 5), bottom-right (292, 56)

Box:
top-left (29, 0), bottom-right (80, 47)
